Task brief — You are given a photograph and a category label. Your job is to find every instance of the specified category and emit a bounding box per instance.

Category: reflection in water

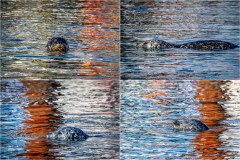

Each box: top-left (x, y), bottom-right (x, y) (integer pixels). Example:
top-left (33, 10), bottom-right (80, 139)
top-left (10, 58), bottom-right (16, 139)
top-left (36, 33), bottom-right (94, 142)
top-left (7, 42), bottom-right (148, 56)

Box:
top-left (190, 80), bottom-right (231, 159)
top-left (1, 0), bottom-right (119, 79)
top-left (121, 0), bottom-right (239, 80)
top-left (76, 0), bottom-right (120, 78)
top-left (16, 80), bottom-right (62, 159)
top-left (219, 80), bottom-right (240, 158)
top-left (120, 80), bottom-right (240, 159)
top-left (1, 80), bottom-right (119, 159)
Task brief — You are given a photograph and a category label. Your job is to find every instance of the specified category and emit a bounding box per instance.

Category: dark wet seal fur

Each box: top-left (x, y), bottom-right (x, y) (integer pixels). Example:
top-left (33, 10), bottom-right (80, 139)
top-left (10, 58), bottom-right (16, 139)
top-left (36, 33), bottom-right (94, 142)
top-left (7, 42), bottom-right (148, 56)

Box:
top-left (46, 37), bottom-right (69, 53)
top-left (173, 119), bottom-right (209, 132)
top-left (136, 40), bottom-right (239, 51)
top-left (175, 40), bottom-right (239, 50)
top-left (46, 126), bottom-right (89, 141)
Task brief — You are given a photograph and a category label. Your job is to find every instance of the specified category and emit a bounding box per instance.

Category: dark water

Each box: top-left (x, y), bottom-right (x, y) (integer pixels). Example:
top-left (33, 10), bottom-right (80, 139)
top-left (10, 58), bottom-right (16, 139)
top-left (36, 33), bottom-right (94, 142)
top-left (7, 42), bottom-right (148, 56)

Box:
top-left (0, 80), bottom-right (119, 159)
top-left (121, 0), bottom-right (240, 80)
top-left (1, 0), bottom-right (119, 79)
top-left (120, 80), bottom-right (240, 159)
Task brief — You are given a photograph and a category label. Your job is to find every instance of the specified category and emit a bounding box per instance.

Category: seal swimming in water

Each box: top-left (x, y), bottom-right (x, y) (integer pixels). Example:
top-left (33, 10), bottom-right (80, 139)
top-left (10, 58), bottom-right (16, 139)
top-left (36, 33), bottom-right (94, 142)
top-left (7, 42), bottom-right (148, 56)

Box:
top-left (173, 118), bottom-right (209, 132)
top-left (46, 37), bottom-right (69, 53)
top-left (46, 126), bottom-right (89, 141)
top-left (136, 40), bottom-right (238, 51)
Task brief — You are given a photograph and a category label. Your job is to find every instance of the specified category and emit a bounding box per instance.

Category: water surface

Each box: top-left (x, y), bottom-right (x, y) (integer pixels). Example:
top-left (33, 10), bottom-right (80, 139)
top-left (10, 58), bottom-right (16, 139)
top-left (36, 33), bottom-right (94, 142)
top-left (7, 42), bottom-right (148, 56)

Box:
top-left (1, 80), bottom-right (119, 159)
top-left (121, 80), bottom-right (240, 159)
top-left (1, 0), bottom-right (119, 79)
top-left (121, 0), bottom-right (239, 80)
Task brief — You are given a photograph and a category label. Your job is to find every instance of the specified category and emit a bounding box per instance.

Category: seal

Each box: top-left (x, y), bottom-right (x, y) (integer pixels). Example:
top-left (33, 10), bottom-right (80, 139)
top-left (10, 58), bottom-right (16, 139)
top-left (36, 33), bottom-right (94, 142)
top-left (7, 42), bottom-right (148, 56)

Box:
top-left (173, 118), bottom-right (209, 132)
top-left (46, 37), bottom-right (69, 53)
top-left (136, 40), bottom-right (238, 51)
top-left (46, 126), bottom-right (89, 141)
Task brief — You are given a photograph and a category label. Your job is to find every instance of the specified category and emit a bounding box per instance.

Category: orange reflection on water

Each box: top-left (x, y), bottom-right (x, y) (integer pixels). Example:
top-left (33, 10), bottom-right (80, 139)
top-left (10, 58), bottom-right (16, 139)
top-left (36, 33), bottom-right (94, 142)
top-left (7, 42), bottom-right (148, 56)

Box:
top-left (16, 80), bottom-right (62, 159)
top-left (194, 80), bottom-right (230, 126)
top-left (76, 0), bottom-right (120, 78)
top-left (142, 80), bottom-right (168, 105)
top-left (190, 80), bottom-right (232, 159)
top-left (79, 61), bottom-right (119, 77)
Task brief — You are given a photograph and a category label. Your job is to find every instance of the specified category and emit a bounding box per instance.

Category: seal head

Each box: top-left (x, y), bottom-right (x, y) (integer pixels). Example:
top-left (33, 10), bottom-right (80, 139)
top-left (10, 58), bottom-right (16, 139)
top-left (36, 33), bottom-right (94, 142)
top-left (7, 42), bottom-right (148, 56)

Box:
top-left (46, 37), bottom-right (69, 53)
top-left (136, 40), bottom-right (174, 50)
top-left (173, 118), bottom-right (209, 132)
top-left (46, 126), bottom-right (89, 141)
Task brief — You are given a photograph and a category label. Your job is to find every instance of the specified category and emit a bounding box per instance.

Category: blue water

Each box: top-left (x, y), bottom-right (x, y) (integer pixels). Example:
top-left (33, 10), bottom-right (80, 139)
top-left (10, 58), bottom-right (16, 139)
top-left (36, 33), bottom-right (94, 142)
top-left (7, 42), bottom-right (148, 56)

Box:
top-left (121, 0), bottom-right (239, 80)
top-left (1, 0), bottom-right (119, 79)
top-left (120, 80), bottom-right (240, 159)
top-left (0, 80), bottom-right (119, 159)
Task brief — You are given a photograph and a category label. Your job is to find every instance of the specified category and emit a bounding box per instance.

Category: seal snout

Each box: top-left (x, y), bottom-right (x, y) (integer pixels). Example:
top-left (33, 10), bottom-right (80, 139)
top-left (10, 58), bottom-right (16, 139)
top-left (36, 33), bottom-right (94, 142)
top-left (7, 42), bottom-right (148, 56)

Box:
top-left (136, 40), bottom-right (174, 50)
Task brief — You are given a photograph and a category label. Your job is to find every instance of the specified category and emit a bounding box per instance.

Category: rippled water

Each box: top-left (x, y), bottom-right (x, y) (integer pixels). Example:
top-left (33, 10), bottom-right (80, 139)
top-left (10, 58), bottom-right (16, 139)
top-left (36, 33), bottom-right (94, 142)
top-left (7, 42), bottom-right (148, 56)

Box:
top-left (1, 0), bottom-right (119, 79)
top-left (0, 80), bottom-right (119, 159)
top-left (121, 0), bottom-right (239, 80)
top-left (120, 80), bottom-right (240, 159)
